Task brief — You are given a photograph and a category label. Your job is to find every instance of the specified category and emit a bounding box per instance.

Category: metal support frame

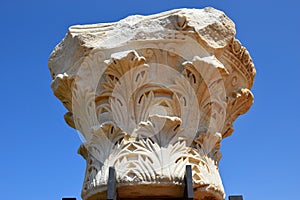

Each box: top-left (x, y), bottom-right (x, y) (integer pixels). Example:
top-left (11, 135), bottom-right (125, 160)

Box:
top-left (184, 165), bottom-right (194, 200)
top-left (106, 165), bottom-right (194, 200)
top-left (229, 195), bottom-right (243, 200)
top-left (107, 167), bottom-right (117, 200)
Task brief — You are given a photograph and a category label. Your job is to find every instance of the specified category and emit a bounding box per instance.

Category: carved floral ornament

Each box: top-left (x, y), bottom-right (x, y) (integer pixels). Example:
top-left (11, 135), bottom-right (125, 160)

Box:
top-left (49, 7), bottom-right (255, 200)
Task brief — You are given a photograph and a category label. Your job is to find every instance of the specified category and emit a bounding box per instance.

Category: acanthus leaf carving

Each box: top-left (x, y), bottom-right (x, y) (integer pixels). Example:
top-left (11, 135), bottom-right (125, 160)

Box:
top-left (181, 56), bottom-right (228, 137)
top-left (105, 50), bottom-right (150, 134)
top-left (222, 87), bottom-right (254, 138)
top-left (51, 72), bottom-right (75, 112)
top-left (136, 114), bottom-right (182, 147)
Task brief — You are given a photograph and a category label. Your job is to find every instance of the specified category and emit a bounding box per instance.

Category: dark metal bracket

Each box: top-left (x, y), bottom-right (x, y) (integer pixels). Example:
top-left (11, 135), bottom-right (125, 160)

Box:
top-left (107, 167), bottom-right (117, 200)
top-left (229, 195), bottom-right (243, 200)
top-left (184, 165), bottom-right (194, 200)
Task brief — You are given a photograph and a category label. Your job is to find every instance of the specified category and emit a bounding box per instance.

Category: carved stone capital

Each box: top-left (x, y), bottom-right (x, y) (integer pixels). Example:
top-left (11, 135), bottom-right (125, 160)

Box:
top-left (49, 7), bottom-right (255, 200)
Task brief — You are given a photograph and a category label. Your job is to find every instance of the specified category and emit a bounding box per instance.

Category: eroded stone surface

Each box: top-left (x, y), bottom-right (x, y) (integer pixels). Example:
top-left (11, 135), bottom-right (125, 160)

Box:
top-left (49, 7), bottom-right (255, 200)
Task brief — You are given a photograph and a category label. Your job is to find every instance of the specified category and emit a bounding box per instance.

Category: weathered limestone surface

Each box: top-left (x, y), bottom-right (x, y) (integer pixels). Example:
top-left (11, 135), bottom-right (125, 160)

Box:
top-left (49, 7), bottom-right (255, 200)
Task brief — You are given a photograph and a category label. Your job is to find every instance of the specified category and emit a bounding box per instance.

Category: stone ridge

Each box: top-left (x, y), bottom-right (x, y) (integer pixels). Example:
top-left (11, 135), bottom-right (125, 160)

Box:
top-left (49, 7), bottom-right (255, 88)
top-left (67, 7), bottom-right (235, 49)
top-left (49, 7), bottom-right (238, 78)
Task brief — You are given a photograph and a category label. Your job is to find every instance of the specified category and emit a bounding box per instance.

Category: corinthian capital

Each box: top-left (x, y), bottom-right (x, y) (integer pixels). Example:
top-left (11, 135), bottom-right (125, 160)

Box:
top-left (49, 7), bottom-right (255, 200)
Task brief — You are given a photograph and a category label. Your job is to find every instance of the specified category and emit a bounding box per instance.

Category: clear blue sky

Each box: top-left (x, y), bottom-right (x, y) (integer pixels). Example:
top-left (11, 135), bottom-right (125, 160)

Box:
top-left (1, 1), bottom-right (299, 200)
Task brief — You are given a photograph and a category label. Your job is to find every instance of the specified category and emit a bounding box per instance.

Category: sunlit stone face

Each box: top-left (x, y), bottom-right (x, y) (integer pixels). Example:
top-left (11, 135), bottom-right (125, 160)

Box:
top-left (49, 7), bottom-right (255, 200)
